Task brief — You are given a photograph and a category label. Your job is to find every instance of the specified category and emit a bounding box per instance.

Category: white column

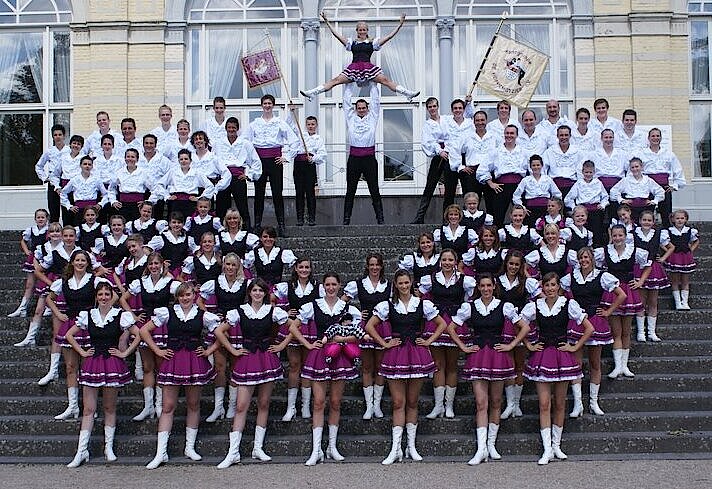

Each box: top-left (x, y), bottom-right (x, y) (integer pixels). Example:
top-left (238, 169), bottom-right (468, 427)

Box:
top-left (436, 16), bottom-right (455, 106)
top-left (301, 18), bottom-right (320, 117)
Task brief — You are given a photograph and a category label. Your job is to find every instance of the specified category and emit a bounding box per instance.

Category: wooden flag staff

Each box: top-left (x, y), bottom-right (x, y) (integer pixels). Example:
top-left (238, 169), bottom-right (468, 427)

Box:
top-left (467, 11), bottom-right (508, 98)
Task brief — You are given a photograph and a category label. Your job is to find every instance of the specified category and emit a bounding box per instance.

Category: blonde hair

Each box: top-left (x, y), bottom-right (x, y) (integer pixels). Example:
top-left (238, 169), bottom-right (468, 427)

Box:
top-left (223, 208), bottom-right (243, 231)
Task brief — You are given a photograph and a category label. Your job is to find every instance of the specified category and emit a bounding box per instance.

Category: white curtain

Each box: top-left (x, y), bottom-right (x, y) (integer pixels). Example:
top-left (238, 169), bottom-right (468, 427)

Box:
top-left (208, 29), bottom-right (243, 98)
top-left (23, 33), bottom-right (43, 103)
top-left (381, 25), bottom-right (414, 97)
top-left (53, 32), bottom-right (71, 103)
top-left (691, 104), bottom-right (711, 176)
top-left (515, 24), bottom-right (550, 96)
top-left (0, 33), bottom-right (23, 103)
top-left (691, 21), bottom-right (710, 95)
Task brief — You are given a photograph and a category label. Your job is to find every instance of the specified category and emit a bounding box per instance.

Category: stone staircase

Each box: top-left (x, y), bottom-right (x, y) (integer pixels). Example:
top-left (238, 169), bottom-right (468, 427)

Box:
top-left (0, 224), bottom-right (711, 464)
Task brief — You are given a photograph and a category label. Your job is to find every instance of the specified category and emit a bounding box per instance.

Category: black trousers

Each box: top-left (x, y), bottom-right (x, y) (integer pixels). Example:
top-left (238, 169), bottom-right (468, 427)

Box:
top-left (46, 184), bottom-right (60, 223)
top-left (587, 208), bottom-right (607, 247)
top-left (254, 157), bottom-right (284, 226)
top-left (486, 182), bottom-right (519, 228)
top-left (116, 201), bottom-right (141, 224)
top-left (167, 199), bottom-right (196, 221)
top-left (413, 156), bottom-right (449, 221)
top-left (459, 170), bottom-right (486, 201)
top-left (216, 176), bottom-right (251, 230)
top-left (344, 154), bottom-right (381, 221)
top-left (658, 189), bottom-right (673, 228)
top-left (293, 161), bottom-right (317, 222)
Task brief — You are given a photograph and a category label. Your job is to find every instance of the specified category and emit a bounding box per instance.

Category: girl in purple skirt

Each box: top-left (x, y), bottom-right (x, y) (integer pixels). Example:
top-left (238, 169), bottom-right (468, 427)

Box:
top-left (562, 247), bottom-right (626, 417)
top-left (272, 257), bottom-right (322, 422)
top-left (215, 278), bottom-right (292, 469)
top-left (300, 13), bottom-right (419, 101)
top-left (47, 249), bottom-right (110, 420)
top-left (525, 223), bottom-right (574, 280)
top-left (666, 209), bottom-right (699, 311)
top-left (462, 225), bottom-right (506, 278)
top-left (599, 224), bottom-right (651, 379)
top-left (419, 249), bottom-right (475, 420)
top-left (449, 273), bottom-right (530, 465)
top-left (343, 252), bottom-right (390, 420)
top-left (8, 208), bottom-right (48, 319)
top-left (120, 252), bottom-right (181, 422)
top-left (198, 253), bottom-right (251, 422)
top-left (141, 282), bottom-right (222, 469)
top-left (365, 269), bottom-right (447, 465)
top-left (65, 282), bottom-right (140, 467)
top-left (634, 210), bottom-right (674, 342)
top-left (289, 273), bottom-right (362, 466)
top-left (180, 231), bottom-right (222, 286)
top-left (146, 211), bottom-right (198, 278)
top-left (521, 272), bottom-right (593, 465)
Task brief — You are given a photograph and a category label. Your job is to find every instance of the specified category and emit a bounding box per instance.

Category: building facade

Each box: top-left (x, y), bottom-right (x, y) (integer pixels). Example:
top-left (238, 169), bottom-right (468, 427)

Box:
top-left (0, 0), bottom-right (705, 228)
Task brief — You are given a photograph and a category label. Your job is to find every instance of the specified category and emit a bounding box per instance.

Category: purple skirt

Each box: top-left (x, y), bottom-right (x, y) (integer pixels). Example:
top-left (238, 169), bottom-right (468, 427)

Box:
top-left (36, 272), bottom-right (58, 296)
top-left (342, 62), bottom-right (383, 85)
top-left (21, 254), bottom-right (35, 274)
top-left (157, 349), bottom-right (216, 385)
top-left (231, 350), bottom-right (283, 385)
top-left (634, 262), bottom-right (669, 290)
top-left (524, 346), bottom-right (582, 382)
top-left (302, 346), bottom-right (359, 382)
top-left (568, 315), bottom-right (613, 346)
top-left (601, 282), bottom-right (642, 316)
top-left (360, 319), bottom-right (390, 350)
top-left (461, 346), bottom-right (515, 382)
top-left (664, 251), bottom-right (696, 274)
top-left (276, 319), bottom-right (316, 347)
top-left (127, 294), bottom-right (143, 313)
top-left (424, 312), bottom-right (465, 347)
top-left (55, 318), bottom-right (90, 349)
top-left (379, 341), bottom-right (436, 379)
top-left (79, 355), bottom-right (131, 387)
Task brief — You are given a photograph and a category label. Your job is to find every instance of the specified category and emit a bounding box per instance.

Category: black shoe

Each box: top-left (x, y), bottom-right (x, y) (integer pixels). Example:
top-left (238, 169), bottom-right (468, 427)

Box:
top-left (410, 217), bottom-right (424, 224)
top-left (342, 217), bottom-right (350, 225)
top-left (307, 217), bottom-right (316, 226)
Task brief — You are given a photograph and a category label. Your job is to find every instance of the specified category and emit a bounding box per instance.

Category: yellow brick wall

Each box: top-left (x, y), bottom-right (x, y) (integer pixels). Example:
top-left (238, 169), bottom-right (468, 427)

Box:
top-left (128, 1), bottom-right (164, 22)
top-left (88, 0), bottom-right (128, 22)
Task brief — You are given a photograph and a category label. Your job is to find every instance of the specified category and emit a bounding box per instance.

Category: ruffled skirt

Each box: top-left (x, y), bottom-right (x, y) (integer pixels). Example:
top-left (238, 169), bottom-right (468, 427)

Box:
top-left (157, 349), bottom-right (216, 385)
top-left (524, 346), bottom-right (582, 382)
top-left (461, 346), bottom-right (515, 381)
top-left (378, 341), bottom-right (436, 379)
top-left (79, 356), bottom-right (131, 387)
top-left (231, 350), bottom-right (283, 385)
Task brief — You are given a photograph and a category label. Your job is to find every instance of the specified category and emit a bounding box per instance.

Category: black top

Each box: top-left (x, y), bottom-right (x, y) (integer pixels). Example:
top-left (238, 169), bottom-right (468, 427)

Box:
top-left (140, 279), bottom-right (173, 316)
top-left (160, 234), bottom-right (190, 268)
top-left (192, 256), bottom-right (221, 285)
top-left (287, 281), bottom-right (320, 311)
top-left (63, 277), bottom-right (96, 318)
top-left (187, 218), bottom-right (216, 243)
top-left (633, 229), bottom-right (662, 259)
top-left (604, 247), bottom-right (636, 282)
top-left (388, 300), bottom-right (424, 344)
top-left (440, 226), bottom-right (470, 256)
top-left (668, 228), bottom-right (692, 254)
top-left (535, 247), bottom-right (569, 278)
top-left (237, 306), bottom-right (274, 352)
top-left (430, 273), bottom-right (465, 317)
top-left (350, 40), bottom-right (375, 64)
top-left (131, 219), bottom-right (161, 243)
top-left (567, 227), bottom-right (590, 252)
top-left (253, 247), bottom-right (285, 286)
top-left (502, 226), bottom-right (535, 254)
top-left (214, 279), bottom-right (248, 315)
top-left (535, 300), bottom-right (569, 347)
top-left (219, 231), bottom-right (251, 259)
top-left (102, 236), bottom-right (130, 269)
top-left (569, 271), bottom-right (605, 316)
top-left (87, 309), bottom-right (123, 357)
top-left (312, 300), bottom-right (348, 339)
top-left (166, 307), bottom-right (204, 351)
top-left (473, 249), bottom-right (504, 277)
top-left (355, 279), bottom-right (391, 322)
top-left (78, 224), bottom-right (103, 252)
top-left (466, 301), bottom-right (505, 347)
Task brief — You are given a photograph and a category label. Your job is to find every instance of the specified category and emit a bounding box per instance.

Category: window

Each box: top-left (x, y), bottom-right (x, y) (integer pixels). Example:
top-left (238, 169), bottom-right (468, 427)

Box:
top-left (690, 2), bottom-right (712, 176)
top-left (0, 1), bottom-right (71, 186)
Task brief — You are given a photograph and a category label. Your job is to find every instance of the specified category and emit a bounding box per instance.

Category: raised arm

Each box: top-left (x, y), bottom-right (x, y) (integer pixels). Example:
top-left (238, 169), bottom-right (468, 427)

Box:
top-left (377, 14), bottom-right (406, 47)
top-left (321, 12), bottom-right (348, 46)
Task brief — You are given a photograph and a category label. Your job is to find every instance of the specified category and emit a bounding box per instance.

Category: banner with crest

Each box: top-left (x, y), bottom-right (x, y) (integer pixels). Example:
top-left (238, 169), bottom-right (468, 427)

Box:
top-left (241, 48), bottom-right (281, 89)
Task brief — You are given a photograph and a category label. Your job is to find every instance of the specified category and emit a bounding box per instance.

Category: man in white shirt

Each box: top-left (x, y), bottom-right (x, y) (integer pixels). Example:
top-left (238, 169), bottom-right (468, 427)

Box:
top-left (616, 109), bottom-right (648, 156)
top-left (537, 99), bottom-right (572, 141)
top-left (202, 96), bottom-right (228, 146)
top-left (35, 124), bottom-right (69, 222)
top-left (486, 100), bottom-right (521, 140)
top-left (84, 111), bottom-right (121, 158)
top-left (151, 105), bottom-right (178, 156)
top-left (518, 110), bottom-right (550, 162)
top-left (589, 98), bottom-right (624, 138)
top-left (139, 134), bottom-right (173, 219)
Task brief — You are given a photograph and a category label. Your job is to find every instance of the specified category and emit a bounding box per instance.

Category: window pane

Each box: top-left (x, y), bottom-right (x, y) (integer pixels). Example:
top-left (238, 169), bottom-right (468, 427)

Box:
top-left (0, 113), bottom-right (43, 185)
top-left (516, 24), bottom-right (550, 95)
top-left (691, 104), bottom-right (711, 177)
top-left (52, 111), bottom-right (71, 136)
top-left (190, 29), bottom-right (200, 99)
top-left (691, 21), bottom-right (710, 95)
top-left (53, 31), bottom-right (70, 103)
top-left (0, 32), bottom-right (43, 103)
top-left (381, 25), bottom-right (415, 97)
top-left (383, 108), bottom-right (413, 181)
top-left (208, 29), bottom-right (243, 99)
top-left (558, 22), bottom-right (569, 96)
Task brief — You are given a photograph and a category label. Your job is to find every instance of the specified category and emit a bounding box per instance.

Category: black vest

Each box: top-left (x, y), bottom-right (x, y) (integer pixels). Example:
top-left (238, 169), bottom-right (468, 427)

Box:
top-left (102, 236), bottom-right (129, 268)
top-left (535, 300), bottom-right (569, 347)
top-left (131, 219), bottom-right (160, 243)
top-left (237, 306), bottom-right (273, 352)
top-left (473, 250), bottom-right (504, 277)
top-left (287, 281), bottom-right (320, 311)
top-left (604, 247), bottom-right (636, 282)
top-left (633, 229), bottom-right (662, 259)
top-left (466, 301), bottom-right (505, 347)
top-left (351, 41), bottom-right (375, 63)
top-left (28, 228), bottom-right (48, 251)
top-left (166, 307), bottom-right (204, 351)
top-left (430, 273), bottom-right (465, 317)
top-left (192, 255), bottom-right (221, 285)
top-left (567, 227), bottom-right (590, 252)
top-left (536, 247), bottom-right (569, 278)
top-left (668, 228), bottom-right (692, 254)
top-left (499, 278), bottom-right (529, 310)
top-left (412, 253), bottom-right (439, 283)
top-left (569, 271), bottom-right (605, 316)
top-left (214, 278), bottom-right (248, 315)
top-left (355, 279), bottom-right (391, 321)
top-left (253, 248), bottom-right (285, 286)
top-left (388, 300), bottom-right (424, 344)
top-left (312, 300), bottom-right (348, 338)
top-left (123, 258), bottom-right (147, 286)
top-left (159, 233), bottom-right (190, 267)
top-left (87, 309), bottom-right (123, 357)
top-left (440, 225), bottom-right (470, 256)
top-left (140, 278), bottom-right (173, 315)
top-left (503, 226), bottom-right (535, 254)
top-left (461, 212), bottom-right (487, 233)
top-left (78, 224), bottom-right (103, 252)
top-left (63, 276), bottom-right (96, 317)
top-left (188, 217), bottom-right (216, 242)
top-left (219, 231), bottom-right (251, 258)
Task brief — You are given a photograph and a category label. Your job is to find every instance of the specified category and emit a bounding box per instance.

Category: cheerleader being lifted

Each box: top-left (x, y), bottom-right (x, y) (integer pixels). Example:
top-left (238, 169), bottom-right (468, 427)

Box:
top-left (300, 12), bottom-right (420, 102)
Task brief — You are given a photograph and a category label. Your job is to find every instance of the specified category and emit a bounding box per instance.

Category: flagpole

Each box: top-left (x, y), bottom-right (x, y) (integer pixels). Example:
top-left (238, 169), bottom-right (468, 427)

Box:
top-left (467, 11), bottom-right (508, 98)
top-left (265, 29), bottom-right (308, 154)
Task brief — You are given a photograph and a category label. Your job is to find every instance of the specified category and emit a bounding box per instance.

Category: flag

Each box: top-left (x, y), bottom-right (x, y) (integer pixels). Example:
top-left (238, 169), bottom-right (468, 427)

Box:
top-left (477, 35), bottom-right (549, 108)
top-left (241, 49), bottom-right (281, 89)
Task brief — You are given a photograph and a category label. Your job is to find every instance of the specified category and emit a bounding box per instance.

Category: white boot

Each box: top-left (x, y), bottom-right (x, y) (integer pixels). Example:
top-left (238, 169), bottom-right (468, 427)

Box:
top-left (362, 385), bottom-right (374, 420)
top-left (67, 430), bottom-right (91, 468)
top-left (282, 387), bottom-right (298, 421)
top-left (326, 424), bottom-right (345, 461)
top-left (217, 430), bottom-right (242, 468)
top-left (680, 289), bottom-right (691, 310)
top-left (405, 423), bottom-right (423, 461)
top-left (487, 423), bottom-right (502, 460)
top-left (395, 84), bottom-right (420, 101)
top-left (299, 85), bottom-right (326, 102)
top-left (608, 349), bottom-right (623, 379)
top-left (104, 425), bottom-right (117, 462)
top-left (381, 426), bottom-right (403, 465)
top-left (14, 320), bottom-right (39, 346)
top-left (589, 383), bottom-right (605, 415)
top-left (301, 386), bottom-right (312, 419)
top-left (134, 352), bottom-right (143, 381)
top-left (551, 425), bottom-right (568, 460)
top-left (304, 426), bottom-right (324, 466)
top-left (133, 387), bottom-right (155, 421)
top-left (8, 297), bottom-right (29, 318)
top-left (672, 290), bottom-right (683, 310)
top-left (621, 349), bottom-right (635, 377)
top-left (467, 427), bottom-right (488, 465)
top-left (55, 386), bottom-right (80, 420)
top-left (155, 386), bottom-right (163, 417)
top-left (226, 385), bottom-right (238, 419)
top-left (251, 426), bottom-right (272, 461)
top-left (444, 385), bottom-right (456, 418)
top-left (569, 383), bottom-right (584, 418)
top-left (636, 316), bottom-right (647, 342)
top-left (426, 386), bottom-right (445, 419)
top-left (537, 428), bottom-right (553, 465)
top-left (146, 431), bottom-right (169, 469)
top-left (512, 384), bottom-right (524, 417)
top-left (38, 352), bottom-right (61, 385)
top-left (647, 316), bottom-right (661, 342)
top-left (184, 427), bottom-right (202, 460)
top-left (206, 386), bottom-right (226, 422)
top-left (500, 385), bottom-right (516, 419)
top-left (373, 384), bottom-right (385, 418)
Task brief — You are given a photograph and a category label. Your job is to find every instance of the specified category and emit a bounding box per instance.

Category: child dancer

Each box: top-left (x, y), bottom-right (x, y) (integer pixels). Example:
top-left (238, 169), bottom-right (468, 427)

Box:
top-left (611, 204), bottom-right (635, 245)
top-left (76, 207), bottom-right (106, 252)
top-left (564, 160), bottom-right (609, 246)
top-left (610, 157), bottom-right (664, 222)
top-left (185, 197), bottom-right (223, 243)
top-left (634, 210), bottom-right (674, 340)
top-left (322, 313), bottom-right (369, 366)
top-left (127, 201), bottom-right (167, 244)
top-left (512, 154), bottom-right (562, 227)
top-left (9, 208), bottom-right (48, 319)
top-left (666, 209), bottom-right (699, 310)
top-left (92, 215), bottom-right (129, 283)
top-left (147, 212), bottom-right (198, 277)
top-left (158, 148), bottom-right (216, 219)
top-left (181, 231), bottom-right (221, 286)
top-left (565, 206), bottom-right (594, 252)
top-left (460, 192), bottom-right (494, 233)
top-left (534, 197), bottom-right (568, 232)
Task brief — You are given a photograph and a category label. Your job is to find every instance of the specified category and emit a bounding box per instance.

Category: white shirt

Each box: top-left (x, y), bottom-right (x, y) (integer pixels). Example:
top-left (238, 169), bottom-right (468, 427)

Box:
top-left (458, 131), bottom-right (499, 170)
top-left (590, 147), bottom-right (628, 179)
top-left (451, 298), bottom-right (520, 325)
top-left (49, 151), bottom-right (85, 187)
top-left (201, 115), bottom-right (227, 146)
top-left (93, 152), bottom-right (125, 185)
top-left (138, 151), bottom-right (173, 183)
top-left (185, 214), bottom-right (223, 234)
top-left (517, 127), bottom-right (550, 161)
top-left (343, 277), bottom-right (389, 301)
top-left (244, 114), bottom-right (299, 159)
top-left (543, 144), bottom-right (585, 180)
top-left (156, 166), bottom-right (216, 199)
top-left (60, 173), bottom-right (109, 209)
top-left (151, 124), bottom-right (178, 155)
top-left (433, 225), bottom-right (478, 248)
top-left (421, 117), bottom-right (449, 158)
top-left (588, 116), bottom-right (623, 138)
top-left (108, 166), bottom-right (158, 203)
top-left (521, 296), bottom-right (587, 326)
top-left (146, 232), bottom-right (199, 256)
top-left (151, 304), bottom-right (220, 332)
top-left (243, 247), bottom-right (297, 271)
top-left (217, 230), bottom-right (259, 253)
top-left (343, 82), bottom-right (380, 148)
top-left (609, 175), bottom-right (665, 204)
top-left (564, 178), bottom-right (609, 209)
top-left (537, 116), bottom-right (574, 140)
top-left (84, 129), bottom-right (122, 157)
top-left (191, 150), bottom-right (231, 192)
top-left (486, 118), bottom-right (521, 141)
top-left (35, 145), bottom-right (70, 183)
top-left (164, 139), bottom-right (194, 164)
top-left (637, 147), bottom-right (686, 191)
top-left (373, 296), bottom-right (439, 322)
top-left (477, 144), bottom-right (528, 182)
top-left (512, 175), bottom-right (562, 205)
top-left (570, 126), bottom-right (598, 153)
top-left (441, 116), bottom-right (474, 156)
top-left (615, 128), bottom-right (648, 154)
top-left (115, 138), bottom-right (143, 157)
top-left (284, 110), bottom-right (328, 166)
top-left (418, 271), bottom-right (476, 300)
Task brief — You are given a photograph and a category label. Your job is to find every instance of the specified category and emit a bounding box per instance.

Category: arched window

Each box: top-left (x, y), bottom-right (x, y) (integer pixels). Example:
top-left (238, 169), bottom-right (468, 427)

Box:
top-left (0, 0), bottom-right (71, 185)
top-left (690, 1), bottom-right (712, 176)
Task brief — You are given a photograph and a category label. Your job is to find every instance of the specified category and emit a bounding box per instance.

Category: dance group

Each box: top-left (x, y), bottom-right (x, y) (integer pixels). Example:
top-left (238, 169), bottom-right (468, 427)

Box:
top-left (9, 14), bottom-right (702, 470)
